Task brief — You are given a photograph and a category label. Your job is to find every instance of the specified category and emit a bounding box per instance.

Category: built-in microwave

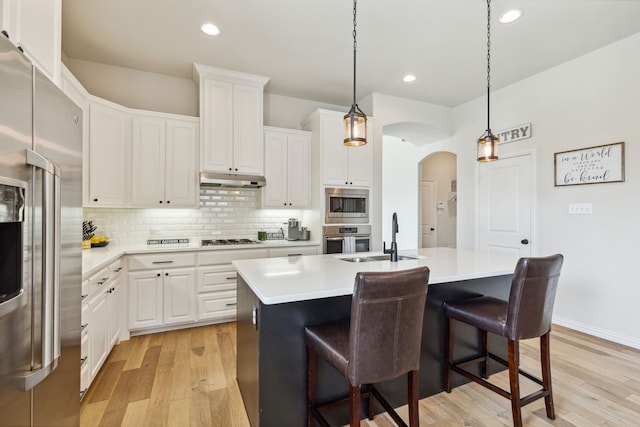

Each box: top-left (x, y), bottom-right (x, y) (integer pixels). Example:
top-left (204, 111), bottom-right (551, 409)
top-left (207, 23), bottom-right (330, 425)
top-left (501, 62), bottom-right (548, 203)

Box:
top-left (325, 187), bottom-right (368, 224)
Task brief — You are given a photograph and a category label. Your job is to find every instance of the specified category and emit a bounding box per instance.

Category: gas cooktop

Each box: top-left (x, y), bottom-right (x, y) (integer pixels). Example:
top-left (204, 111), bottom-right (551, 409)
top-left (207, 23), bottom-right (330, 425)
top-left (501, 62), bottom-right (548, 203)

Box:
top-left (201, 238), bottom-right (261, 246)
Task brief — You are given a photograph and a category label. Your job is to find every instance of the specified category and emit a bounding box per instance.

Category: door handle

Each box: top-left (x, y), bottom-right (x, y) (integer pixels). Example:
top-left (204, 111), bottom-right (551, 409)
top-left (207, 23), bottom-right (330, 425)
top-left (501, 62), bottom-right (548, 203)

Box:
top-left (430, 228), bottom-right (435, 231)
top-left (521, 239), bottom-right (529, 245)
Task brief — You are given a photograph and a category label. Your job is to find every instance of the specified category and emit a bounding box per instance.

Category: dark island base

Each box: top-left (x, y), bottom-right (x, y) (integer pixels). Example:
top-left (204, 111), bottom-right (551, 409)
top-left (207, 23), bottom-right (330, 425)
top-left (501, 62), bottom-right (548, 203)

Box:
top-left (237, 274), bottom-right (513, 427)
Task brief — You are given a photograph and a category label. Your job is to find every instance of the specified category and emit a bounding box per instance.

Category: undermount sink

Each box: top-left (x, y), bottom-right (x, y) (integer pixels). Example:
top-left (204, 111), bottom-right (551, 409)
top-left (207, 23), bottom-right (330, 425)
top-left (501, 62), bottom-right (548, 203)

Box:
top-left (339, 255), bottom-right (419, 263)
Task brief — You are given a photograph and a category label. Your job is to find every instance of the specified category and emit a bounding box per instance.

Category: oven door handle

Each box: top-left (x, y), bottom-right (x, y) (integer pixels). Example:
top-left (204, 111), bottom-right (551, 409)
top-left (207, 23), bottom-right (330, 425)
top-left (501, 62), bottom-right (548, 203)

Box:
top-left (325, 237), bottom-right (345, 241)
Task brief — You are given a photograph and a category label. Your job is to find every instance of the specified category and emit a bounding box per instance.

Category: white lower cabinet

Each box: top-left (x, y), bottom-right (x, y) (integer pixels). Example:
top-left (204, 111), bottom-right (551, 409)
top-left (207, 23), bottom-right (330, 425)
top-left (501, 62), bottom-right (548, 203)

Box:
top-left (81, 258), bottom-right (125, 397)
top-left (196, 265), bottom-right (238, 321)
top-left (127, 253), bottom-right (197, 331)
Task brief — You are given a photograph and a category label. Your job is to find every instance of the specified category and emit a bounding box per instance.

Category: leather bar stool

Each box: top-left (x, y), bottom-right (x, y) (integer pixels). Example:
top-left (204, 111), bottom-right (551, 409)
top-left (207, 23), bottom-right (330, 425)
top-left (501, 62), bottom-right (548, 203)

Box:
top-left (444, 254), bottom-right (564, 427)
top-left (305, 266), bottom-right (430, 427)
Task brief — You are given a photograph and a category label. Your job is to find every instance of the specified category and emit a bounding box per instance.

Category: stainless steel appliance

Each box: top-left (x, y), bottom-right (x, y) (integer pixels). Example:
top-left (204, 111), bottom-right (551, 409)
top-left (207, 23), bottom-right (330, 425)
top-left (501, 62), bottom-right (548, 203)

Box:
top-left (323, 225), bottom-right (371, 254)
top-left (325, 187), bottom-right (369, 224)
top-left (0, 35), bottom-right (82, 426)
top-left (200, 171), bottom-right (266, 188)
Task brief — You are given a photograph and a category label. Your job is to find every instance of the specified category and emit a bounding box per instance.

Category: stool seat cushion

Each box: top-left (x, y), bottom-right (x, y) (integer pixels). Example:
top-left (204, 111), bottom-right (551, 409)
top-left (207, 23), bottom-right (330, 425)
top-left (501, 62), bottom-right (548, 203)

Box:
top-left (444, 296), bottom-right (508, 337)
top-left (305, 320), bottom-right (351, 379)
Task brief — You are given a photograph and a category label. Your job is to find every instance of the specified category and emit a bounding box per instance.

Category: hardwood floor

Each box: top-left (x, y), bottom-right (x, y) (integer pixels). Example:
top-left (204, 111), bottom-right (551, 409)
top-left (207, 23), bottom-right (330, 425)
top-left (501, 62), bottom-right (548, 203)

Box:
top-left (81, 324), bottom-right (640, 426)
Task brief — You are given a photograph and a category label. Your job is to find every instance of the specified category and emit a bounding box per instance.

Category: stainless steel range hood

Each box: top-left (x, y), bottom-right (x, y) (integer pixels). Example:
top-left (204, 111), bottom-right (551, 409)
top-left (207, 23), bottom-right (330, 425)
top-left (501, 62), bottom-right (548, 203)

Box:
top-left (200, 172), bottom-right (266, 188)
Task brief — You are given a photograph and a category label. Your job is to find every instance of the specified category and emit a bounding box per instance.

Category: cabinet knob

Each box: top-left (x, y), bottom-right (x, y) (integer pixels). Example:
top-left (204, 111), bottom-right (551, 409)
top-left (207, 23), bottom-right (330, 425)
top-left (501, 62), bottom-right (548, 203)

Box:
top-left (234, 168), bottom-right (238, 171)
top-left (345, 181), bottom-right (348, 185)
top-left (349, 182), bottom-right (353, 185)
top-left (166, 200), bottom-right (170, 204)
top-left (157, 273), bottom-right (161, 277)
top-left (93, 198), bottom-right (98, 202)
top-left (229, 167), bottom-right (232, 171)
top-left (283, 202), bottom-right (287, 206)
top-left (289, 203), bottom-right (292, 206)
top-left (521, 239), bottom-right (529, 245)
top-left (165, 272), bottom-right (169, 276)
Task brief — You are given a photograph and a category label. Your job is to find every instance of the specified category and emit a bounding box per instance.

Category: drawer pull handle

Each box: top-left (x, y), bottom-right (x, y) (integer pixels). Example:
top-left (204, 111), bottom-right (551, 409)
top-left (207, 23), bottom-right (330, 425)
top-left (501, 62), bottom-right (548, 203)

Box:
top-left (288, 254), bottom-right (302, 257)
top-left (152, 260), bottom-right (174, 264)
top-left (114, 267), bottom-right (123, 272)
top-left (81, 294), bottom-right (88, 300)
top-left (225, 277), bottom-right (236, 280)
top-left (80, 388), bottom-right (88, 400)
top-left (226, 303), bottom-right (237, 307)
top-left (81, 323), bottom-right (88, 331)
top-left (80, 356), bottom-right (88, 365)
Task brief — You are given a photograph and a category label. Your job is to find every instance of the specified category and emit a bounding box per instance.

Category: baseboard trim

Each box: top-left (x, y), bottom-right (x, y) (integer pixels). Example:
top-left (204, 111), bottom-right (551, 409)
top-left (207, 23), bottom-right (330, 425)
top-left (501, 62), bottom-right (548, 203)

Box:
top-left (553, 316), bottom-right (640, 350)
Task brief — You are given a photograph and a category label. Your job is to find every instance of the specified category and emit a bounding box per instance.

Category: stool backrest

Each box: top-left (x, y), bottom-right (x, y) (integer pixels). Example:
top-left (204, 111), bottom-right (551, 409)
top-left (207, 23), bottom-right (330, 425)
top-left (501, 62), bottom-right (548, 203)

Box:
top-left (506, 254), bottom-right (564, 340)
top-left (347, 266), bottom-right (430, 385)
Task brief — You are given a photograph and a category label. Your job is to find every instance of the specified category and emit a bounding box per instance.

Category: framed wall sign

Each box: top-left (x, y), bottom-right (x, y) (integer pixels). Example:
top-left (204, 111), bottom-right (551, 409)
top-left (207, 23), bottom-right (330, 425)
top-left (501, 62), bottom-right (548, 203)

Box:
top-left (554, 142), bottom-right (625, 186)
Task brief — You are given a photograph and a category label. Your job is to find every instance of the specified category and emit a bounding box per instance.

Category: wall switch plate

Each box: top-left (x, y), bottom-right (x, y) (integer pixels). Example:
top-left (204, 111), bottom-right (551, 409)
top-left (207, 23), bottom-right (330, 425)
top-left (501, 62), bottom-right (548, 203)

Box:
top-left (568, 203), bottom-right (592, 215)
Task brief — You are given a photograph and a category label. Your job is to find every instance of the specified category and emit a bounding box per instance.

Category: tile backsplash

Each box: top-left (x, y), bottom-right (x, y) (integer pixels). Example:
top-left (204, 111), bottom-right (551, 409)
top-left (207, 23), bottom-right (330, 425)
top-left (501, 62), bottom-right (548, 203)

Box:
top-left (84, 188), bottom-right (304, 245)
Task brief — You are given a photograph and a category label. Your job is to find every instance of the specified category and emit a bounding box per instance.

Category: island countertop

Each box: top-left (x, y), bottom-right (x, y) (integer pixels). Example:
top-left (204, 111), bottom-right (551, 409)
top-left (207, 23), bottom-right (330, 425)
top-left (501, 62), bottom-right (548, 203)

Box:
top-left (233, 247), bottom-right (520, 305)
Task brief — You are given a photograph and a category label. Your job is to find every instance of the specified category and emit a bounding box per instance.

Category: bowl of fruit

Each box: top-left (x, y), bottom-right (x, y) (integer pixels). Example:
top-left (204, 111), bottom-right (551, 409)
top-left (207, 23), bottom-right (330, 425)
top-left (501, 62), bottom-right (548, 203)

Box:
top-left (90, 235), bottom-right (109, 247)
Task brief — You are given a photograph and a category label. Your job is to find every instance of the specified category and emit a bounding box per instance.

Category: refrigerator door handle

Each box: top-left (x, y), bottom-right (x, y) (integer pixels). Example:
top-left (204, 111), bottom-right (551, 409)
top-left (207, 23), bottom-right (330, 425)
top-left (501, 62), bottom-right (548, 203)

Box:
top-left (22, 149), bottom-right (62, 391)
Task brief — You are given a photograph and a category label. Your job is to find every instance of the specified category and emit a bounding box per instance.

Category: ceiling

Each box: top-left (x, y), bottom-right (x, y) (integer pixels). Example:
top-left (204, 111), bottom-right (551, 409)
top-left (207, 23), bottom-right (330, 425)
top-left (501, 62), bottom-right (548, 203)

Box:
top-left (61, 0), bottom-right (640, 108)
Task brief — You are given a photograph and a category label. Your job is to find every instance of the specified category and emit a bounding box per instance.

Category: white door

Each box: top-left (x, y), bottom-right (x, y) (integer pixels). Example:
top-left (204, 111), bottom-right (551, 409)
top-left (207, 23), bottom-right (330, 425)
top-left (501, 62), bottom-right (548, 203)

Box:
top-left (421, 180), bottom-right (436, 247)
top-left (478, 154), bottom-right (533, 257)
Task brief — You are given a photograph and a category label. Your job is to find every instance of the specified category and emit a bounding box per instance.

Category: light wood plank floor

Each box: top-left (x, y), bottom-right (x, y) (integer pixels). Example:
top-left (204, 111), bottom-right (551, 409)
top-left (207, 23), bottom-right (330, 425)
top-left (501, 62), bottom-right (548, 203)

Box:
top-left (81, 324), bottom-right (640, 426)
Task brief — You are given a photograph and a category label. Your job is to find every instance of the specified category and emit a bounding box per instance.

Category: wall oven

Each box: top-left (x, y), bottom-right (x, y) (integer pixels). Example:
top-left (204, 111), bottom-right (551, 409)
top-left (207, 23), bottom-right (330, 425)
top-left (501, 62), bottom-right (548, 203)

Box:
top-left (323, 225), bottom-right (371, 254)
top-left (325, 187), bottom-right (368, 224)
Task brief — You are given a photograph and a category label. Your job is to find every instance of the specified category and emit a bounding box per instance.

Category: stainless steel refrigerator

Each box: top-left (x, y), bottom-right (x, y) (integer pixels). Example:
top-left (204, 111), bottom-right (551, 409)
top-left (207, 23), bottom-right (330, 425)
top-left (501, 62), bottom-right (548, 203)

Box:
top-left (0, 34), bottom-right (82, 426)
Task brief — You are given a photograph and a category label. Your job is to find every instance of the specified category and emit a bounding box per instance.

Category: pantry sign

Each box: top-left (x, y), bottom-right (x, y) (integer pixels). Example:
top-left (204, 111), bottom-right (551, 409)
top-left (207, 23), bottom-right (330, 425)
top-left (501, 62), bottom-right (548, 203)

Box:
top-left (554, 142), bottom-right (625, 186)
top-left (496, 123), bottom-right (532, 144)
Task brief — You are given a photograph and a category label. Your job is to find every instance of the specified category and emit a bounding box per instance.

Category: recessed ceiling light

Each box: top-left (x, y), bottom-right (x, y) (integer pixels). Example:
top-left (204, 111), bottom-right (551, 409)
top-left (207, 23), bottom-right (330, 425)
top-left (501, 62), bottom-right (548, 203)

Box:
top-left (403, 74), bottom-right (416, 83)
top-left (499, 10), bottom-right (522, 24)
top-left (201, 23), bottom-right (220, 36)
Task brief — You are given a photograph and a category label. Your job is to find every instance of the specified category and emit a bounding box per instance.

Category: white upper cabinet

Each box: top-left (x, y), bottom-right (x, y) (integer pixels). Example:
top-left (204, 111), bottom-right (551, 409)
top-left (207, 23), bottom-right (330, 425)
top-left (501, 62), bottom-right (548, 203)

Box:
top-left (193, 64), bottom-right (269, 176)
top-left (88, 98), bottom-right (131, 207)
top-left (263, 127), bottom-right (311, 208)
top-left (304, 109), bottom-right (373, 188)
top-left (2, 0), bottom-right (61, 84)
top-left (131, 113), bottom-right (198, 208)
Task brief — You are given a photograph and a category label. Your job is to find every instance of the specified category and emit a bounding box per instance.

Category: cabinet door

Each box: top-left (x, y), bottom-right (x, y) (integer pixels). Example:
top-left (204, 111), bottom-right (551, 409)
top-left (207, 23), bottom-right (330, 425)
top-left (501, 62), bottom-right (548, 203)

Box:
top-left (89, 102), bottom-right (130, 206)
top-left (201, 79), bottom-right (233, 173)
top-left (321, 113), bottom-right (349, 186)
top-left (263, 131), bottom-right (288, 207)
top-left (233, 84), bottom-right (264, 175)
top-left (131, 116), bottom-right (166, 207)
top-left (88, 290), bottom-right (108, 380)
top-left (107, 277), bottom-right (122, 348)
top-left (15, 0), bottom-right (61, 83)
top-left (165, 119), bottom-right (198, 207)
top-left (346, 140), bottom-right (372, 187)
top-left (286, 133), bottom-right (311, 207)
top-left (128, 271), bottom-right (163, 329)
top-left (163, 268), bottom-right (196, 325)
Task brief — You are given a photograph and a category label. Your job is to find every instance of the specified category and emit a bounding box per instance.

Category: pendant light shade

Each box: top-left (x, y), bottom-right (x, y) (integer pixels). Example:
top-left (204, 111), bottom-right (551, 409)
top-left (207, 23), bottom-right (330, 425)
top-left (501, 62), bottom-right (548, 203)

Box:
top-left (477, 0), bottom-right (498, 162)
top-left (344, 0), bottom-right (367, 146)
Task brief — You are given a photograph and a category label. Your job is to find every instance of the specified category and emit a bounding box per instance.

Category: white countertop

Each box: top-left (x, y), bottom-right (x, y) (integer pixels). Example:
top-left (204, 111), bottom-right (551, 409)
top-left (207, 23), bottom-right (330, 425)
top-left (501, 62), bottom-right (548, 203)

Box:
top-left (233, 247), bottom-right (520, 305)
top-left (82, 240), bottom-right (320, 279)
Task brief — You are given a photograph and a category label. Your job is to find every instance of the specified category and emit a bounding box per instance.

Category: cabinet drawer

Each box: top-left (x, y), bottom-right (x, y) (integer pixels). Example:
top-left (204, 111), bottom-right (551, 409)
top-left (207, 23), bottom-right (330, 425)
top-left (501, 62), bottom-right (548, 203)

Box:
top-left (81, 328), bottom-right (89, 362)
top-left (198, 248), bottom-right (269, 266)
top-left (128, 252), bottom-right (196, 270)
top-left (198, 265), bottom-right (236, 293)
top-left (81, 303), bottom-right (89, 329)
top-left (80, 362), bottom-right (90, 400)
top-left (81, 280), bottom-right (89, 301)
top-left (87, 267), bottom-right (110, 298)
top-left (197, 291), bottom-right (237, 321)
top-left (108, 258), bottom-right (125, 277)
top-left (269, 246), bottom-right (318, 258)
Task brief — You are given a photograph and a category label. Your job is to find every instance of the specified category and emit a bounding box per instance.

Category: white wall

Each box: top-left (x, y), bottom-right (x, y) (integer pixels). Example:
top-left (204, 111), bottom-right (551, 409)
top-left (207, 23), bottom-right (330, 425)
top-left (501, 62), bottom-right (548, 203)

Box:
top-left (380, 32), bottom-right (640, 348)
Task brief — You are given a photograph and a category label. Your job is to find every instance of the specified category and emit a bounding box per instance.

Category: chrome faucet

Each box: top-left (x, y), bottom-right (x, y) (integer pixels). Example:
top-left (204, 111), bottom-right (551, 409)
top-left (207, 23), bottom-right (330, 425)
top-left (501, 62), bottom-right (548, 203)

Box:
top-left (383, 212), bottom-right (399, 262)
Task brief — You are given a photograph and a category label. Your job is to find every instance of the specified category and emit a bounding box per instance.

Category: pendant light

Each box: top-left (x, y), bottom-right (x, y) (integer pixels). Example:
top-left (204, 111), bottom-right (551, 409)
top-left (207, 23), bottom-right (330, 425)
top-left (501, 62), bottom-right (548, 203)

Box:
top-left (477, 0), bottom-right (498, 162)
top-left (344, 0), bottom-right (367, 146)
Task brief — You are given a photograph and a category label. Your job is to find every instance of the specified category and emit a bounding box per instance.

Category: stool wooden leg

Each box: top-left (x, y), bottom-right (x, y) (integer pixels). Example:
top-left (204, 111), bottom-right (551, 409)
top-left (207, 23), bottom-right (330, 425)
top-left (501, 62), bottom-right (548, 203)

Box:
top-left (540, 332), bottom-right (556, 419)
top-left (444, 316), bottom-right (453, 393)
top-left (507, 339), bottom-right (523, 427)
top-left (349, 384), bottom-right (361, 427)
top-left (408, 370), bottom-right (419, 426)
top-left (481, 329), bottom-right (489, 379)
top-left (307, 347), bottom-right (316, 427)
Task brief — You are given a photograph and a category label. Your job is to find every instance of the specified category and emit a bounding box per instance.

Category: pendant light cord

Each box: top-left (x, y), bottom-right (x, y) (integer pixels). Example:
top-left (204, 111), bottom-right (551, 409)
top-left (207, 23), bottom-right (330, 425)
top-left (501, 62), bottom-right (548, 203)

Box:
top-left (486, 0), bottom-right (492, 133)
top-left (352, 0), bottom-right (358, 108)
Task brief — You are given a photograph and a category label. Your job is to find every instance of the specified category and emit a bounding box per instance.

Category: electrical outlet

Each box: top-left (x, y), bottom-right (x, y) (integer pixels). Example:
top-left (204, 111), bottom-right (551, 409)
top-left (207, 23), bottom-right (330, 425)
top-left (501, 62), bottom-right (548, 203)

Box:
top-left (568, 203), bottom-right (592, 215)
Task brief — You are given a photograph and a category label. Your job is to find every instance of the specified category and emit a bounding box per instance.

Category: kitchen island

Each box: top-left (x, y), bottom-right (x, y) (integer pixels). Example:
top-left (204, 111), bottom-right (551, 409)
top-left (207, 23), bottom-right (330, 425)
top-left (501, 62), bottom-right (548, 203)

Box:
top-left (233, 247), bottom-right (519, 427)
